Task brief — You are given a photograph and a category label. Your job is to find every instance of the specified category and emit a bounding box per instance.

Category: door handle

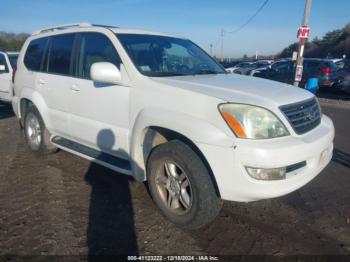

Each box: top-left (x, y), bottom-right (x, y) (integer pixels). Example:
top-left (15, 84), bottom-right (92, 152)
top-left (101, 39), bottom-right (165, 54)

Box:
top-left (70, 84), bottom-right (81, 92)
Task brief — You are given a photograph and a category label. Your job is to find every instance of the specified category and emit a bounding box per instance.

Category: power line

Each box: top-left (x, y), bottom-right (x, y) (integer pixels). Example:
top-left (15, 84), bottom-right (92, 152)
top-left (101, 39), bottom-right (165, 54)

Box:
top-left (212, 0), bottom-right (270, 57)
top-left (226, 0), bottom-right (270, 34)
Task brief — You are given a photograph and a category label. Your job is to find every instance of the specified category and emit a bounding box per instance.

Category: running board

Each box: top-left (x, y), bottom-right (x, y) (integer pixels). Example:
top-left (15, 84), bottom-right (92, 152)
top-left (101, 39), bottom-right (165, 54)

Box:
top-left (51, 136), bottom-right (132, 175)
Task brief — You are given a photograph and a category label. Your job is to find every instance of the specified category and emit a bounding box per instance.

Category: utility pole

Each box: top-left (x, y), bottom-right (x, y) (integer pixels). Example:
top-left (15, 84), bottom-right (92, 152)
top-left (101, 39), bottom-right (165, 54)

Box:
top-left (220, 29), bottom-right (224, 62)
top-left (210, 43), bottom-right (213, 56)
top-left (293, 0), bottom-right (312, 87)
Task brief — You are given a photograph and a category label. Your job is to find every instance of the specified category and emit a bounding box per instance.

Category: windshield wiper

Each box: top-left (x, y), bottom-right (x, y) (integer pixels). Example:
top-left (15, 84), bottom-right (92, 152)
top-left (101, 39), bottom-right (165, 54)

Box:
top-left (192, 69), bottom-right (222, 75)
top-left (148, 72), bottom-right (188, 77)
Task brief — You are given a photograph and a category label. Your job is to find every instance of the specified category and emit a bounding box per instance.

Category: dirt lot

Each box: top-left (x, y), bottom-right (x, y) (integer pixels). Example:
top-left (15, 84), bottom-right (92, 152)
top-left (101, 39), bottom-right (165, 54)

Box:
top-left (0, 98), bottom-right (349, 258)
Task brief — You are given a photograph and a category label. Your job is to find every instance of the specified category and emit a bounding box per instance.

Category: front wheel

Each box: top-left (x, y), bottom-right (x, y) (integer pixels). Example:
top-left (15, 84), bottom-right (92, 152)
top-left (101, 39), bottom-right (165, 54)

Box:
top-left (147, 140), bottom-right (222, 229)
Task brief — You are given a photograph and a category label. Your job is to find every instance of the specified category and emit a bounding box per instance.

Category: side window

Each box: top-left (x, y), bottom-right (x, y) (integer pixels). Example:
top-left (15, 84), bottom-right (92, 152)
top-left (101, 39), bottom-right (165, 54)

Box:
top-left (304, 61), bottom-right (321, 72)
top-left (48, 34), bottom-right (75, 75)
top-left (76, 33), bottom-right (121, 79)
top-left (272, 62), bottom-right (291, 73)
top-left (24, 37), bottom-right (48, 71)
top-left (0, 54), bottom-right (9, 73)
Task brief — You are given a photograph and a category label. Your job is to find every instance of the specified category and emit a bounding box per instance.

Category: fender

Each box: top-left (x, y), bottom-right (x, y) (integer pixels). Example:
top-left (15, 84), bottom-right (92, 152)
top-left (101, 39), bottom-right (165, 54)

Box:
top-left (130, 107), bottom-right (234, 181)
top-left (19, 88), bottom-right (52, 129)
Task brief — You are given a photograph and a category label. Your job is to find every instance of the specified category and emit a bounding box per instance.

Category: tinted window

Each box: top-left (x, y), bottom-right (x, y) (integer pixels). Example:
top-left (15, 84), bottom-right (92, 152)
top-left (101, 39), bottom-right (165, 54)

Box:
top-left (76, 33), bottom-right (121, 79)
top-left (304, 60), bottom-right (321, 72)
top-left (118, 34), bottom-right (224, 77)
top-left (48, 34), bottom-right (75, 75)
top-left (255, 62), bottom-right (269, 68)
top-left (272, 61), bottom-right (292, 72)
top-left (8, 54), bottom-right (18, 69)
top-left (24, 38), bottom-right (48, 71)
top-left (0, 54), bottom-right (9, 72)
top-left (237, 63), bottom-right (252, 68)
top-left (322, 61), bottom-right (337, 69)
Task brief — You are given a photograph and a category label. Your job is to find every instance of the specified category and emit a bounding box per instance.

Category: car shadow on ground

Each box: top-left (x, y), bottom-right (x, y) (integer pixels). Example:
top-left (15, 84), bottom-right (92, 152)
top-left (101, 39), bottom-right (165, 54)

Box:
top-left (332, 148), bottom-right (350, 168)
top-left (85, 129), bottom-right (139, 259)
top-left (0, 101), bottom-right (14, 120)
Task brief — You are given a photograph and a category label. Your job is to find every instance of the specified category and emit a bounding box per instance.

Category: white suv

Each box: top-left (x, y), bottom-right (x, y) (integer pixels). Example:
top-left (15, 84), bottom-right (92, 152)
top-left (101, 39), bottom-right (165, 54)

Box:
top-left (0, 51), bottom-right (19, 102)
top-left (12, 23), bottom-right (334, 228)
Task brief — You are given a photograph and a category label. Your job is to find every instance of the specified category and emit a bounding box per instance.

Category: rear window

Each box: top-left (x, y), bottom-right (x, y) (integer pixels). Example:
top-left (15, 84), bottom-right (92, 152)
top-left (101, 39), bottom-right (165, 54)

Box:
top-left (322, 61), bottom-right (337, 69)
top-left (48, 34), bottom-right (75, 75)
top-left (24, 38), bottom-right (48, 71)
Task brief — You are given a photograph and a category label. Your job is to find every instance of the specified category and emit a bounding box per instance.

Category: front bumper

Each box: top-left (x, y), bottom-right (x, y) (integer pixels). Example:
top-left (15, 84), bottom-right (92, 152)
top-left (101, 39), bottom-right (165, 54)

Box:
top-left (319, 77), bottom-right (337, 88)
top-left (197, 114), bottom-right (334, 202)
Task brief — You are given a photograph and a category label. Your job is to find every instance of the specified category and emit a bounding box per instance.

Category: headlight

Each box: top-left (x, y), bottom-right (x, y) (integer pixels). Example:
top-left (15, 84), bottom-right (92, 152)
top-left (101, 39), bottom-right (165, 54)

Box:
top-left (219, 104), bottom-right (289, 139)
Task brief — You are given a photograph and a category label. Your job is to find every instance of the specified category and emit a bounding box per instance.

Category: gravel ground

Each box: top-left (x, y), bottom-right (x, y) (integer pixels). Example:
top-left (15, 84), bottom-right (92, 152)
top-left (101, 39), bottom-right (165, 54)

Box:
top-left (0, 98), bottom-right (349, 259)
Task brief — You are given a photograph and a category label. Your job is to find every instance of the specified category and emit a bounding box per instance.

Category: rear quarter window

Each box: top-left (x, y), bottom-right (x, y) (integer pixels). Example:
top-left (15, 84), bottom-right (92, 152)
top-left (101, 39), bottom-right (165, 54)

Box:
top-left (24, 38), bottom-right (48, 71)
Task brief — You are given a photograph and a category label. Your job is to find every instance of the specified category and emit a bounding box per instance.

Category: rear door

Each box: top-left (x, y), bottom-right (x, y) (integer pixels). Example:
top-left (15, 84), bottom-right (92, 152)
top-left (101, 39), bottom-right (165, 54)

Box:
top-left (0, 53), bottom-right (12, 101)
top-left (36, 34), bottom-right (76, 137)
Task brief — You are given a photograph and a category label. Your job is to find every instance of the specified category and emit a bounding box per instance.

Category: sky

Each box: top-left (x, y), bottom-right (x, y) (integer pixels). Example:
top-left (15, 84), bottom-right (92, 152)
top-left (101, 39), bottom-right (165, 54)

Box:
top-left (1, 0), bottom-right (349, 57)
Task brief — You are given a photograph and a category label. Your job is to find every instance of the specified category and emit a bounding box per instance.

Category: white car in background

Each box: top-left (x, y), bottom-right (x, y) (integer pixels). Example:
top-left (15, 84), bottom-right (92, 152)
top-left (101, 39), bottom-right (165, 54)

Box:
top-left (0, 51), bottom-right (19, 102)
top-left (12, 23), bottom-right (334, 229)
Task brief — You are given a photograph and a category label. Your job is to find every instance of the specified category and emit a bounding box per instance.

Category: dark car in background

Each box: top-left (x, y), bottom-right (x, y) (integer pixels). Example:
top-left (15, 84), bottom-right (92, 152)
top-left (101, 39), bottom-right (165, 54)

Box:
top-left (252, 58), bottom-right (339, 89)
top-left (336, 59), bottom-right (350, 94)
top-left (228, 60), bottom-right (272, 74)
top-left (220, 61), bottom-right (242, 69)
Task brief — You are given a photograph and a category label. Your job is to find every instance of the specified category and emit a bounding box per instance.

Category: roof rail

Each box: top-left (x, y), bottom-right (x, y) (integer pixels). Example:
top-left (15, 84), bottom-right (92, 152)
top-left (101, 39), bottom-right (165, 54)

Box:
top-left (32, 23), bottom-right (92, 35)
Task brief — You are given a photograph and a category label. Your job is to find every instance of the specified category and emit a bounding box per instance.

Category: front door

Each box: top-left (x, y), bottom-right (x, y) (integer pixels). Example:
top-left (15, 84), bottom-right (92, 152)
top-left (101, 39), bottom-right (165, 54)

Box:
top-left (0, 53), bottom-right (12, 101)
top-left (68, 32), bottom-right (130, 159)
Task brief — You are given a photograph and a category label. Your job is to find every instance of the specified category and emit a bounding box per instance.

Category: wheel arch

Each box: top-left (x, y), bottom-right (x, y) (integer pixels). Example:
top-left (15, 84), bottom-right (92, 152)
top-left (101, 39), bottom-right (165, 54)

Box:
top-left (18, 89), bottom-right (50, 128)
top-left (130, 108), bottom-right (233, 197)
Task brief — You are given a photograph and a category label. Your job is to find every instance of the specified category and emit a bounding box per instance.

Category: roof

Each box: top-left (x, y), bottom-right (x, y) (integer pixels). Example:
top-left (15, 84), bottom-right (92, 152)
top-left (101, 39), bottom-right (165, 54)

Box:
top-left (31, 22), bottom-right (181, 38)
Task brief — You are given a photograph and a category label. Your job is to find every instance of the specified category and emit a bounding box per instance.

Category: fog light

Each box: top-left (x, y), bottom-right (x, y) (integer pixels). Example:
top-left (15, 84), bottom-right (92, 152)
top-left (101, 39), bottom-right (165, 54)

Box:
top-left (245, 166), bottom-right (286, 181)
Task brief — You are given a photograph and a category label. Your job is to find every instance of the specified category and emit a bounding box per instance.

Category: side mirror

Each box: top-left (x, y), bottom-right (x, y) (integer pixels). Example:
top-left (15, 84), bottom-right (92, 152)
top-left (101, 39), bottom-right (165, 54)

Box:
top-left (0, 65), bottom-right (6, 72)
top-left (90, 62), bottom-right (122, 85)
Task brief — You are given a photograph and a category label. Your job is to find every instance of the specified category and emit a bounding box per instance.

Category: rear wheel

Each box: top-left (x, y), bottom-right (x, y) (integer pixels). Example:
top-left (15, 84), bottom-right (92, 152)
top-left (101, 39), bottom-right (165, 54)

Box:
top-left (147, 140), bottom-right (222, 229)
top-left (24, 104), bottom-right (57, 154)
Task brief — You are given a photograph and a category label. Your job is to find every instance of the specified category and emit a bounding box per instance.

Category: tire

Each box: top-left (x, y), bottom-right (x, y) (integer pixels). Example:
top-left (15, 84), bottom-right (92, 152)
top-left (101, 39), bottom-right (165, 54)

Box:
top-left (23, 104), bottom-right (57, 154)
top-left (147, 140), bottom-right (223, 229)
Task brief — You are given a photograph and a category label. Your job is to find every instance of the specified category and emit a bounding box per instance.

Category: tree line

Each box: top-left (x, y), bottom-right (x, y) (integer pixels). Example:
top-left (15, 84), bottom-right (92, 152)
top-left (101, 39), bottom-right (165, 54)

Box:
top-left (278, 23), bottom-right (350, 59)
top-left (0, 32), bottom-right (29, 51)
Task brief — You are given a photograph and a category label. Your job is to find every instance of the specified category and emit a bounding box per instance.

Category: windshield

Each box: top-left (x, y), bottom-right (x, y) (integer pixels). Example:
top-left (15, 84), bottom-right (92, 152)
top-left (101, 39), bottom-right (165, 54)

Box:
top-left (8, 54), bottom-right (18, 69)
top-left (117, 34), bottom-right (225, 77)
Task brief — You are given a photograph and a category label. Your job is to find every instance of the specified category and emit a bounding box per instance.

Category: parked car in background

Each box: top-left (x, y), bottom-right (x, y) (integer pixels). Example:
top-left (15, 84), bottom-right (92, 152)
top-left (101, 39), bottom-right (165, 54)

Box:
top-left (0, 51), bottom-right (19, 102)
top-left (252, 58), bottom-right (339, 89)
top-left (247, 61), bottom-right (274, 76)
top-left (228, 60), bottom-right (272, 75)
top-left (220, 61), bottom-right (242, 70)
top-left (226, 62), bottom-right (254, 74)
top-left (336, 59), bottom-right (350, 94)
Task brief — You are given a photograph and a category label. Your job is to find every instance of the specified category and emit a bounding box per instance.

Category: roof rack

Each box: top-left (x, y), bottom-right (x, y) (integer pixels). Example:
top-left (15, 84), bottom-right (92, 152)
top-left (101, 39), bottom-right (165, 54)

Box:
top-left (32, 23), bottom-right (92, 35)
top-left (92, 24), bottom-right (119, 29)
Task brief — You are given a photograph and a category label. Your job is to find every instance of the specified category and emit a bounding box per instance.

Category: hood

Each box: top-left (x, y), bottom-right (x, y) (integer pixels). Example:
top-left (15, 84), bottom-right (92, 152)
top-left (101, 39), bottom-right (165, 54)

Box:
top-left (151, 73), bottom-right (314, 107)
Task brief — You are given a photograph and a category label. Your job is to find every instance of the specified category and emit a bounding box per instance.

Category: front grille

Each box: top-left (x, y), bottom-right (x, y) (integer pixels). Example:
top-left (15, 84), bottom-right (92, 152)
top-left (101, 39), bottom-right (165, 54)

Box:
top-left (280, 98), bottom-right (321, 135)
